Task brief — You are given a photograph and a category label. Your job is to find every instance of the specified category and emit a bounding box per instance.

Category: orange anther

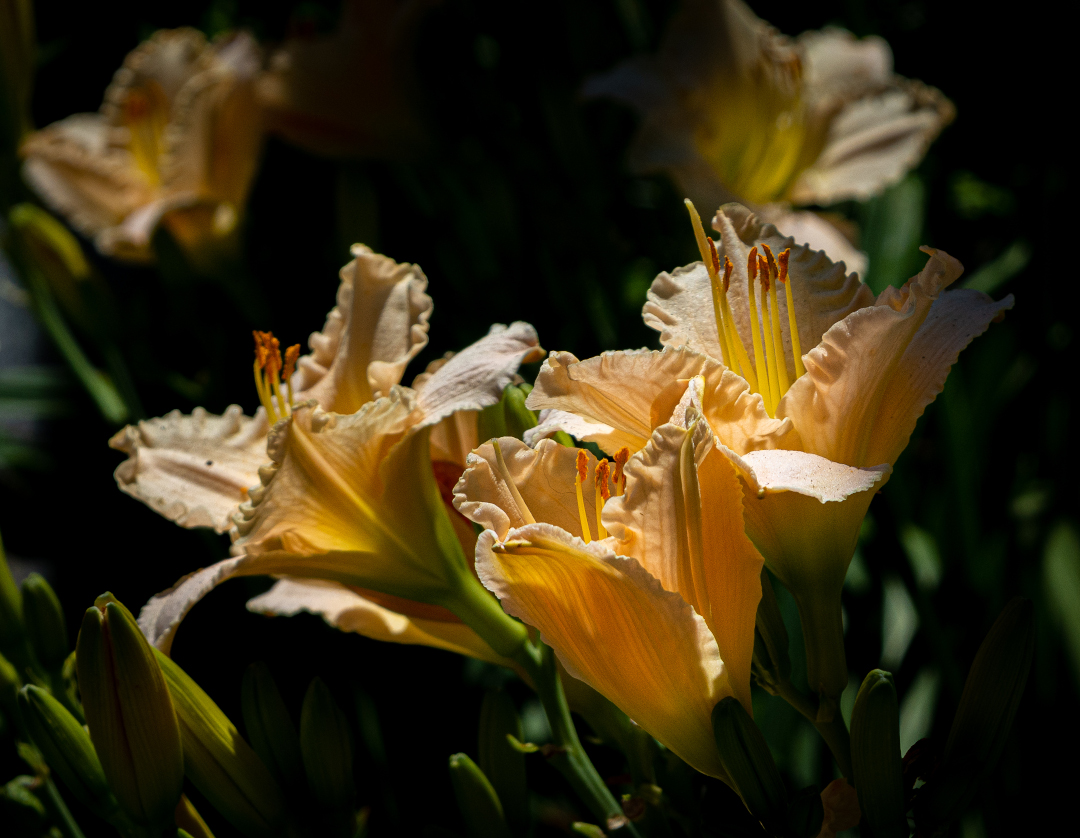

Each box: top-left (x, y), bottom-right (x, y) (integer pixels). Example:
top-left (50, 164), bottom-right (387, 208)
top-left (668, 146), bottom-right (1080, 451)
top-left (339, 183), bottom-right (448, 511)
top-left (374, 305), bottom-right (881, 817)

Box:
top-left (253, 331), bottom-right (270, 368)
top-left (707, 238), bottom-right (721, 276)
top-left (758, 255), bottom-right (770, 291)
top-left (576, 449), bottom-right (589, 485)
top-left (596, 460), bottom-right (612, 501)
top-left (282, 344), bottom-right (300, 381)
top-left (613, 447), bottom-right (630, 487)
top-left (722, 256), bottom-right (733, 293)
top-left (747, 247), bottom-right (759, 281)
top-left (778, 248), bottom-right (791, 282)
top-left (762, 243), bottom-right (778, 279)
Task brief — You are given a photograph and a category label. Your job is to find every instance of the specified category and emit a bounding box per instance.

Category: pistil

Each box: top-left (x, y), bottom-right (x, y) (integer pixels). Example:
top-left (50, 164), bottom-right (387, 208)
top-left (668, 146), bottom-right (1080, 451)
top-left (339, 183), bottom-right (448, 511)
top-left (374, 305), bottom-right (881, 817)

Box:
top-left (762, 245), bottom-right (791, 395)
top-left (492, 440), bottom-right (536, 525)
top-left (778, 249), bottom-right (805, 379)
top-left (594, 459), bottom-right (611, 539)
top-left (746, 248), bottom-right (769, 410)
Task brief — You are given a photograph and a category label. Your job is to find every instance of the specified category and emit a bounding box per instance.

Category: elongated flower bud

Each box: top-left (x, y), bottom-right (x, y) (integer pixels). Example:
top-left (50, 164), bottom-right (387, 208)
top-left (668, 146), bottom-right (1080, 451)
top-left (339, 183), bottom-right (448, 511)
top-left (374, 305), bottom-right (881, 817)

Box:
top-left (22, 574), bottom-right (68, 673)
top-left (241, 662), bottom-right (304, 791)
top-left (18, 684), bottom-right (118, 820)
top-left (477, 689), bottom-right (528, 830)
top-left (850, 671), bottom-right (905, 838)
top-left (502, 384), bottom-right (538, 440)
top-left (712, 696), bottom-right (788, 831)
top-left (448, 752), bottom-right (512, 838)
top-left (0, 536), bottom-right (26, 660)
top-left (153, 648), bottom-right (286, 838)
top-left (76, 594), bottom-right (184, 832)
top-left (300, 678), bottom-right (355, 838)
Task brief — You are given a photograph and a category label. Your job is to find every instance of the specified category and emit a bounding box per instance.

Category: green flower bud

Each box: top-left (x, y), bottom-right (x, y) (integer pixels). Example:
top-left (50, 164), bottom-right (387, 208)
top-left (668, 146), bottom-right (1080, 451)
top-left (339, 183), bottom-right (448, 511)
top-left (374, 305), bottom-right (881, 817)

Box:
top-left (477, 689), bottom-right (528, 831)
top-left (502, 384), bottom-right (538, 440)
top-left (448, 753), bottom-right (512, 838)
top-left (241, 662), bottom-right (304, 791)
top-left (916, 598), bottom-right (1034, 830)
top-left (0, 776), bottom-right (48, 833)
top-left (76, 595), bottom-right (184, 832)
top-left (18, 684), bottom-right (118, 820)
top-left (850, 670), bottom-right (905, 838)
top-left (0, 534), bottom-right (26, 659)
top-left (300, 678), bottom-right (355, 838)
top-left (21, 573), bottom-right (68, 673)
top-left (750, 569), bottom-right (790, 694)
top-left (175, 793), bottom-right (216, 838)
top-left (0, 650), bottom-right (20, 723)
top-left (712, 696), bottom-right (788, 831)
top-left (153, 648), bottom-right (286, 837)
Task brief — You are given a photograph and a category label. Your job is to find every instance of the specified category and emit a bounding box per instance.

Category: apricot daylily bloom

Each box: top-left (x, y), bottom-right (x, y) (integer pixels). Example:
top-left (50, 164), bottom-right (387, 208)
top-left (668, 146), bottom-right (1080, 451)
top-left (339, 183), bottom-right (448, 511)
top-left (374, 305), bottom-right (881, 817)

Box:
top-left (20, 28), bottom-right (262, 264)
top-left (109, 244), bottom-right (542, 655)
top-left (454, 417), bottom-right (765, 779)
top-left (584, 0), bottom-right (954, 273)
top-left (525, 203), bottom-right (1013, 699)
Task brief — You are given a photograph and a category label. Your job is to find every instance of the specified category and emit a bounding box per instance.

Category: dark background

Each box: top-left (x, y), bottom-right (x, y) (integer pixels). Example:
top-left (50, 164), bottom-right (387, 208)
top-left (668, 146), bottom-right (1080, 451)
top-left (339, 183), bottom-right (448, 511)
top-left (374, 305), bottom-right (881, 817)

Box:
top-left (2, 0), bottom-right (1076, 835)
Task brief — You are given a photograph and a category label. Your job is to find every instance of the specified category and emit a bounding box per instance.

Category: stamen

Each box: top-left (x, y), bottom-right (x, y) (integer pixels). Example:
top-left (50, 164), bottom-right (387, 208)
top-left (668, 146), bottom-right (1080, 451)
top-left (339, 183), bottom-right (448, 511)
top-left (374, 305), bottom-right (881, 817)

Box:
top-left (761, 246), bottom-right (790, 396)
top-left (684, 200), bottom-right (733, 369)
top-left (745, 247), bottom-right (768, 406)
top-left (283, 344), bottom-right (300, 410)
top-left (758, 255), bottom-right (782, 412)
top-left (252, 331), bottom-right (279, 423)
top-left (718, 255), bottom-right (759, 394)
top-left (595, 459), bottom-right (611, 539)
top-left (778, 249), bottom-right (805, 379)
top-left (492, 440), bottom-right (536, 525)
top-left (575, 449), bottom-right (593, 544)
top-left (706, 239), bottom-right (738, 373)
top-left (613, 447), bottom-right (629, 497)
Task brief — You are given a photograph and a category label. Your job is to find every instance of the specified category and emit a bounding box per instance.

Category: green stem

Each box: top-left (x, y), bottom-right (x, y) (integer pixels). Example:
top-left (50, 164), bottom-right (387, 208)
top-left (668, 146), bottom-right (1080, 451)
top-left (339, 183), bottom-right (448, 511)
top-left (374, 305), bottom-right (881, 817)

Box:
top-left (513, 643), bottom-right (640, 836)
top-left (776, 681), bottom-right (852, 779)
top-left (578, 694), bottom-right (656, 785)
top-left (41, 777), bottom-right (88, 838)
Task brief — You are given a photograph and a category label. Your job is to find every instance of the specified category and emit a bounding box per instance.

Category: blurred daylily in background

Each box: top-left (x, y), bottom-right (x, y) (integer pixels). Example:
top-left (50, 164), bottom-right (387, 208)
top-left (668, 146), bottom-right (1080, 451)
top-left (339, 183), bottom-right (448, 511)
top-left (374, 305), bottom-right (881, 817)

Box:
top-left (526, 202), bottom-right (1012, 702)
top-left (585, 0), bottom-right (954, 274)
top-left (111, 244), bottom-right (542, 664)
top-left (20, 28), bottom-right (263, 265)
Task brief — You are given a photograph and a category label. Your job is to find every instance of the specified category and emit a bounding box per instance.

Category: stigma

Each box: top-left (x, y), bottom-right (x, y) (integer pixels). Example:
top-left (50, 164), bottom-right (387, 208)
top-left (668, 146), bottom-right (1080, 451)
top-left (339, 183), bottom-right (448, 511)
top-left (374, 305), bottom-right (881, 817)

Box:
top-left (684, 200), bottom-right (806, 417)
top-left (253, 331), bottom-right (300, 423)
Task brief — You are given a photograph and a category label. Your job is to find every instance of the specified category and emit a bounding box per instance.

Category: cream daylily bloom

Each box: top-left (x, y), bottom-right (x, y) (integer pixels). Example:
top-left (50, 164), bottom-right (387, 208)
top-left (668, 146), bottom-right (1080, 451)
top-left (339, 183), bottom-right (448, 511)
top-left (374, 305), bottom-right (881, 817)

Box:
top-left (109, 244), bottom-right (542, 655)
top-left (525, 204), bottom-right (1013, 698)
top-left (20, 28), bottom-right (263, 263)
top-left (584, 0), bottom-right (954, 273)
top-left (455, 417), bottom-right (764, 779)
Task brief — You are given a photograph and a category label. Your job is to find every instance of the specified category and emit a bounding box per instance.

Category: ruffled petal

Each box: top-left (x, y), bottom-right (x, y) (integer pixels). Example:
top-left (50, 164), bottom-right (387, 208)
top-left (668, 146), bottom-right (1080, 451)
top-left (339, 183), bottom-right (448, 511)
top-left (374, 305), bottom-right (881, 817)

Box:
top-left (246, 578), bottom-right (511, 665)
top-left (293, 245), bottom-right (433, 413)
top-left (454, 438), bottom-right (611, 541)
top-left (475, 525), bottom-right (730, 778)
top-left (525, 347), bottom-right (715, 455)
top-left (413, 322), bottom-right (544, 425)
top-left (523, 408), bottom-right (611, 448)
top-left (603, 420), bottom-right (763, 709)
top-left (862, 288), bottom-right (1014, 467)
top-left (777, 247), bottom-right (966, 466)
top-left (428, 409), bottom-right (479, 468)
top-left (754, 207), bottom-right (868, 278)
top-left (109, 406), bottom-right (269, 533)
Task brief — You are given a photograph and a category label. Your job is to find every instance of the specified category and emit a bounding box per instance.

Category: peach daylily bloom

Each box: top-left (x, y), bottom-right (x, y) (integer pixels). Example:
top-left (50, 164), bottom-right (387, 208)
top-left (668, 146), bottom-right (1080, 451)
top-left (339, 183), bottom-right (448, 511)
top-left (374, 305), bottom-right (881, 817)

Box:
top-left (454, 413), bottom-right (765, 779)
top-left (109, 245), bottom-right (542, 657)
top-left (21, 28), bottom-right (263, 264)
top-left (525, 203), bottom-right (1013, 699)
top-left (584, 0), bottom-right (954, 274)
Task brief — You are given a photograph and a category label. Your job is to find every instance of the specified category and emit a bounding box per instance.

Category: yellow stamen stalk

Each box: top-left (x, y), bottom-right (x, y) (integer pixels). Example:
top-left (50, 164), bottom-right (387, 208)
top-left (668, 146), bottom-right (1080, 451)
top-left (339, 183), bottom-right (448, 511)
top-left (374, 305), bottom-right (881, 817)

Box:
top-left (757, 256), bottom-right (781, 414)
top-left (778, 249), bottom-right (805, 379)
top-left (575, 449), bottom-right (593, 543)
top-left (595, 459), bottom-right (611, 540)
top-left (745, 248), bottom-right (768, 405)
top-left (718, 255), bottom-right (759, 393)
top-left (493, 440), bottom-right (536, 525)
top-left (684, 200), bottom-right (733, 369)
top-left (761, 246), bottom-right (790, 396)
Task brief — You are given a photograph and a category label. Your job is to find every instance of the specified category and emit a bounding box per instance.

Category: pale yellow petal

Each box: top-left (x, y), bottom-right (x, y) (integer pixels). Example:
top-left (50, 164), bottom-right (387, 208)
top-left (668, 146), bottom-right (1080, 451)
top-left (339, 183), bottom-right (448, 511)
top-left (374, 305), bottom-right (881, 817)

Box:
top-left (523, 408), bottom-right (612, 448)
top-left (109, 406), bottom-right (268, 533)
top-left (454, 438), bottom-right (610, 541)
top-left (603, 421), bottom-right (763, 709)
top-left (428, 409), bottom-right (479, 468)
top-left (863, 288), bottom-right (1014, 467)
top-left (700, 367), bottom-right (800, 455)
top-left (475, 525), bottom-right (730, 778)
top-left (293, 245), bottom-right (433, 413)
top-left (754, 207), bottom-right (867, 278)
top-left (526, 347), bottom-right (715, 455)
top-left (777, 247), bottom-right (965, 466)
top-left (413, 322), bottom-right (544, 426)
top-left (246, 578), bottom-right (511, 665)
top-left (231, 391), bottom-right (469, 601)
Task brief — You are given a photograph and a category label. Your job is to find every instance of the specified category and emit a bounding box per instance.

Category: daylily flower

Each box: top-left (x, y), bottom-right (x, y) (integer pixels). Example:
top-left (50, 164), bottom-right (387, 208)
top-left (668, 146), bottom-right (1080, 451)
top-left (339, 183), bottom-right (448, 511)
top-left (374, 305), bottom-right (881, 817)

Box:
top-left (20, 28), bottom-right (263, 264)
top-left (109, 244), bottom-right (543, 658)
top-left (454, 408), bottom-right (766, 778)
top-left (524, 202), bottom-right (1013, 701)
top-left (256, 0), bottom-right (436, 158)
top-left (584, 0), bottom-right (954, 273)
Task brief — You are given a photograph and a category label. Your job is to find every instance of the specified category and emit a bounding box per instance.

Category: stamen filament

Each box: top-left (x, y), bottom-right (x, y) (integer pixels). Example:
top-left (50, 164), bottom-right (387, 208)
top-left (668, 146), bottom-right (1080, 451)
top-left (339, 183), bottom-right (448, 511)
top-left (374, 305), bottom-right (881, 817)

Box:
top-left (684, 200), bottom-right (733, 369)
top-left (745, 248), bottom-right (768, 404)
top-left (764, 267), bottom-right (790, 395)
top-left (778, 249), bottom-right (805, 378)
top-left (595, 459), bottom-right (611, 540)
top-left (719, 256), bottom-right (759, 393)
top-left (575, 449), bottom-right (592, 544)
top-left (758, 256), bottom-right (782, 412)
top-left (253, 358), bottom-right (279, 423)
top-left (493, 440), bottom-right (536, 525)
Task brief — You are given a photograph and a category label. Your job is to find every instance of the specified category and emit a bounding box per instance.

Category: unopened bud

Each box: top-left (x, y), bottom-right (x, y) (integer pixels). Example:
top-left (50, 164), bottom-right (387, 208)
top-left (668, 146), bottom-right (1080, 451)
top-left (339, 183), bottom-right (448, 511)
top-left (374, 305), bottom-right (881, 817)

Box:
top-left (478, 689), bottom-right (528, 830)
top-left (153, 648), bottom-right (286, 837)
top-left (0, 776), bottom-right (48, 832)
top-left (502, 384), bottom-right (538, 440)
top-left (712, 696), bottom-right (788, 831)
top-left (18, 684), bottom-right (118, 821)
top-left (300, 677), bottom-right (355, 838)
top-left (241, 662), bottom-right (304, 790)
top-left (916, 598), bottom-right (1034, 829)
top-left (0, 651), bottom-right (19, 722)
top-left (850, 670), bottom-right (905, 838)
top-left (0, 536), bottom-right (25, 659)
top-left (22, 574), bottom-right (68, 673)
top-left (175, 794), bottom-right (215, 838)
top-left (448, 752), bottom-right (512, 838)
top-left (76, 595), bottom-right (183, 832)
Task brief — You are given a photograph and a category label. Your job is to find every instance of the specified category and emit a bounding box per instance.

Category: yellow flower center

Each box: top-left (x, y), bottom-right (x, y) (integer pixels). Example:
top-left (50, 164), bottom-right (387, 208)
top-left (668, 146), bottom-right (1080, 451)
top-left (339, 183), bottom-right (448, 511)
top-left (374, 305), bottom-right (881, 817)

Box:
top-left (121, 83), bottom-right (170, 187)
top-left (252, 331), bottom-right (300, 423)
top-left (685, 201), bottom-right (805, 417)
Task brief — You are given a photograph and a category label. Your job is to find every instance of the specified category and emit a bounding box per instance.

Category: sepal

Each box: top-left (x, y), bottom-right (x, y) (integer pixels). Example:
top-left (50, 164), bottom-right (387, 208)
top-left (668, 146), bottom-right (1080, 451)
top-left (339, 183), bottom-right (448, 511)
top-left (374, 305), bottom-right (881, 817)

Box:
top-left (711, 696), bottom-right (788, 832)
top-left (448, 752), bottom-right (512, 838)
top-left (850, 670), bottom-right (905, 838)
